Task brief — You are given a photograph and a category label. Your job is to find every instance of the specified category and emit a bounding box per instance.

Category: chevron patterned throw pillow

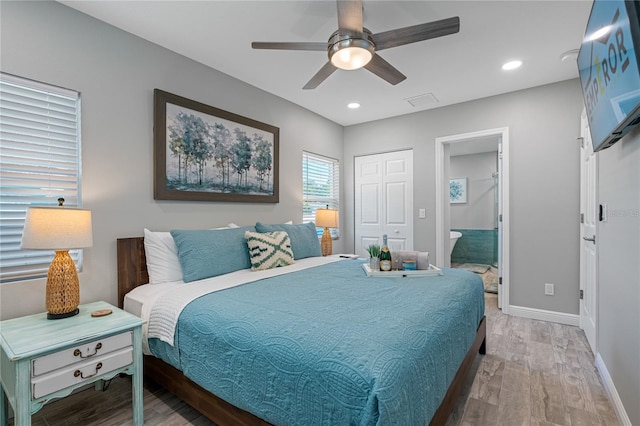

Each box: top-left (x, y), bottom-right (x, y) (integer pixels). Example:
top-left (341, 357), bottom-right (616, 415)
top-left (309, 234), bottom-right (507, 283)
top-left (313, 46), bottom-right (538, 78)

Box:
top-left (245, 231), bottom-right (295, 271)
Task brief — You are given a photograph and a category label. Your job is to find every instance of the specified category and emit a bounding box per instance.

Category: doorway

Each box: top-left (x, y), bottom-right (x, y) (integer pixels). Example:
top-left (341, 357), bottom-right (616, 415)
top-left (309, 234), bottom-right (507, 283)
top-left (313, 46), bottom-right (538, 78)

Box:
top-left (435, 128), bottom-right (510, 312)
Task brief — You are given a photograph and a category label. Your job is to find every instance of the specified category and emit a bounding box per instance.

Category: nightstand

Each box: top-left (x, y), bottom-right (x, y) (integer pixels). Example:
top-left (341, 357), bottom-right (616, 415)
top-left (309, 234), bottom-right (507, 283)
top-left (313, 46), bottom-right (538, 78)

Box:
top-left (0, 301), bottom-right (144, 426)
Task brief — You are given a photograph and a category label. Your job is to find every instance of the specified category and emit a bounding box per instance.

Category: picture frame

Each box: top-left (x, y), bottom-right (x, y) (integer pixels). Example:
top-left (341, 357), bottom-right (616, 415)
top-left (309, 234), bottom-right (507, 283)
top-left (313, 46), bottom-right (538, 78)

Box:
top-left (450, 177), bottom-right (467, 203)
top-left (154, 89), bottom-right (279, 203)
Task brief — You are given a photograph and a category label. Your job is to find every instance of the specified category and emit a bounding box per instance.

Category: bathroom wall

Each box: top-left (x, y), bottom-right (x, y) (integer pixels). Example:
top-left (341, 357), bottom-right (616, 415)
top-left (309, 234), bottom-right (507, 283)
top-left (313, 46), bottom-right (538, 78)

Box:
top-left (450, 151), bottom-right (498, 264)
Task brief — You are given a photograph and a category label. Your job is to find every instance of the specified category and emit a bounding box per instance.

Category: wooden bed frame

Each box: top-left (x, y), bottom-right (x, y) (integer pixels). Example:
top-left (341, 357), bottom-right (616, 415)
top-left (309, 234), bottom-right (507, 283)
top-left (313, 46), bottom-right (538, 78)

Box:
top-left (117, 237), bottom-right (486, 426)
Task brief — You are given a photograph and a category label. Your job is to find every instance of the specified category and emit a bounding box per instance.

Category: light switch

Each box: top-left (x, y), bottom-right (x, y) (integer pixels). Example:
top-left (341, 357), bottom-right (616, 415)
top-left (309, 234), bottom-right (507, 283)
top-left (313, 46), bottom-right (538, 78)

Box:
top-left (418, 208), bottom-right (426, 219)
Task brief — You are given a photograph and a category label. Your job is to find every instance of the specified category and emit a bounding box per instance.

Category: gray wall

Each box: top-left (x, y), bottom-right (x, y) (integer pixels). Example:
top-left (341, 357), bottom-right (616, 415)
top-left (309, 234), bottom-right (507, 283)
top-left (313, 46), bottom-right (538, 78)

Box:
top-left (0, 1), bottom-right (344, 319)
top-left (596, 127), bottom-right (640, 425)
top-left (344, 80), bottom-right (584, 314)
top-left (450, 152), bottom-right (498, 229)
top-left (3, 2), bottom-right (637, 423)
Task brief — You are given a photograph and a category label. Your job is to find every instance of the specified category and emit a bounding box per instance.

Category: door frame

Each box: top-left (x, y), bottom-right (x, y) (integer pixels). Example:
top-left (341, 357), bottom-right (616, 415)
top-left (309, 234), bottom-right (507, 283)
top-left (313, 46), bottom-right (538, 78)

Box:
top-left (435, 127), bottom-right (510, 313)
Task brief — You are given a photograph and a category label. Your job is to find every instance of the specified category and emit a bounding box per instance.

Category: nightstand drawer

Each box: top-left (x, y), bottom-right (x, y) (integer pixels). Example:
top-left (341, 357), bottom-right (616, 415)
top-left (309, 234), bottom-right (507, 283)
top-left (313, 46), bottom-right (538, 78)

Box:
top-left (31, 347), bottom-right (133, 399)
top-left (31, 331), bottom-right (132, 377)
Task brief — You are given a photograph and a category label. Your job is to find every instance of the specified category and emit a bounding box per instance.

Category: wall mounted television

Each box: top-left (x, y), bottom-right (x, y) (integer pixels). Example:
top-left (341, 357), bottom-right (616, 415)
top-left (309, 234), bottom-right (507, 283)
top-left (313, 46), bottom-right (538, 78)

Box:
top-left (577, 0), bottom-right (640, 152)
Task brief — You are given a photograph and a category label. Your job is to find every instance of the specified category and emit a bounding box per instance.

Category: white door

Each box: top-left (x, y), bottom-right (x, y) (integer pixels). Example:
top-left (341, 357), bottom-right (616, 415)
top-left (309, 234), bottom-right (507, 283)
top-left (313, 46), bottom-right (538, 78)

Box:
top-left (354, 150), bottom-right (413, 256)
top-left (580, 110), bottom-right (598, 354)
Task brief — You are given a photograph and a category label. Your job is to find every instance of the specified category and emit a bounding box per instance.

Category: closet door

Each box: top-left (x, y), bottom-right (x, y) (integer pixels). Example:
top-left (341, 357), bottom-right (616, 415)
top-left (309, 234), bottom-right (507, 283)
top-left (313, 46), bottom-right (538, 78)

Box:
top-left (354, 150), bottom-right (413, 256)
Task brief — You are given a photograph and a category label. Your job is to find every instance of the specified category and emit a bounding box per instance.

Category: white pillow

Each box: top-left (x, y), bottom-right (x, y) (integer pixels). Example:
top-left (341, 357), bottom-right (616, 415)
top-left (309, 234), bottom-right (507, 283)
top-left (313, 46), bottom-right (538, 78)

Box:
top-left (143, 228), bottom-right (183, 284)
top-left (143, 224), bottom-right (237, 283)
top-left (210, 223), bottom-right (240, 229)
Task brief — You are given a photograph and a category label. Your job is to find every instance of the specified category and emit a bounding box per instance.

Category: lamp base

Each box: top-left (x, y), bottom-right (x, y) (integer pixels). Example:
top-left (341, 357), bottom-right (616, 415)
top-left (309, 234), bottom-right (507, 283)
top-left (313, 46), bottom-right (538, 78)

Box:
top-left (46, 250), bottom-right (80, 320)
top-left (321, 227), bottom-right (332, 256)
top-left (47, 308), bottom-right (79, 320)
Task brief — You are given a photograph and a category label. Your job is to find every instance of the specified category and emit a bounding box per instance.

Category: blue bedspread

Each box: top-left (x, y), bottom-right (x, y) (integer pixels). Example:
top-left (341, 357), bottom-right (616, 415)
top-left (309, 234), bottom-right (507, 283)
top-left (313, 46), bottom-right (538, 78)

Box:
top-left (149, 261), bottom-right (484, 425)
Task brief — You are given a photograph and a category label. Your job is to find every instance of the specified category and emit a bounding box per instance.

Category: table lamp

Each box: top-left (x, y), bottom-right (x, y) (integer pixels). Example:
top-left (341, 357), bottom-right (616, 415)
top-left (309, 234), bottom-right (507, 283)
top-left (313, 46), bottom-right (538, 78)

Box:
top-left (315, 206), bottom-right (338, 256)
top-left (20, 199), bottom-right (93, 319)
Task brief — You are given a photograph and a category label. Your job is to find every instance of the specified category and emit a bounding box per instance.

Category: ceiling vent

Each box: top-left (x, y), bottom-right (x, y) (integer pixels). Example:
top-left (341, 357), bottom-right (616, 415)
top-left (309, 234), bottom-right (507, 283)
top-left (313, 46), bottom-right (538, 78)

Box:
top-left (405, 93), bottom-right (439, 108)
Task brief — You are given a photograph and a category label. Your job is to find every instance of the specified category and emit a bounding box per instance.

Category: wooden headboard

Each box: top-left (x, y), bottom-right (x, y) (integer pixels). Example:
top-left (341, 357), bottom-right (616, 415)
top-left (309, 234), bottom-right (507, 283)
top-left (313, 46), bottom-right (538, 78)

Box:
top-left (117, 237), bottom-right (148, 308)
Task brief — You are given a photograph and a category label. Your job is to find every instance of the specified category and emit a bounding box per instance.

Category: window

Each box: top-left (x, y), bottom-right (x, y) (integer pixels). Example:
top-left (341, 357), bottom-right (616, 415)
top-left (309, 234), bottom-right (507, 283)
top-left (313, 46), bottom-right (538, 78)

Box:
top-left (0, 73), bottom-right (82, 282)
top-left (302, 152), bottom-right (339, 238)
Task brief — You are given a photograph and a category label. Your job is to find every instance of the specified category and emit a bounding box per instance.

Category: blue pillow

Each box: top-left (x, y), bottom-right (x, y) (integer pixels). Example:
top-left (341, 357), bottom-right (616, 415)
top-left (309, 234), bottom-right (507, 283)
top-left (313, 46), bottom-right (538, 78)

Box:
top-left (255, 222), bottom-right (321, 260)
top-left (170, 226), bottom-right (254, 283)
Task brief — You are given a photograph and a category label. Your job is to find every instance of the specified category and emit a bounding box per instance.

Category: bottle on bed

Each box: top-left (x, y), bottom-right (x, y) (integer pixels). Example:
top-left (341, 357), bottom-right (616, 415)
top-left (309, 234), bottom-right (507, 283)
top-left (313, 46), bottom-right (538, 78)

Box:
top-left (379, 234), bottom-right (392, 271)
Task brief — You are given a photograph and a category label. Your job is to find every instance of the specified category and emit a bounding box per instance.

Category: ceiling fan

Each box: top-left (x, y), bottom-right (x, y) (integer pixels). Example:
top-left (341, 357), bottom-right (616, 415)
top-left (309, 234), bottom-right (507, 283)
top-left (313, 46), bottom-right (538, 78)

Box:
top-left (251, 0), bottom-right (460, 89)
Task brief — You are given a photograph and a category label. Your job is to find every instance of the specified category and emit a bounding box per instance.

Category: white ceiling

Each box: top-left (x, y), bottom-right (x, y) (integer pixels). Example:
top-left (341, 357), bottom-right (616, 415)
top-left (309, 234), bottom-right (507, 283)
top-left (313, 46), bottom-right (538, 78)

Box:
top-left (59, 0), bottom-right (592, 127)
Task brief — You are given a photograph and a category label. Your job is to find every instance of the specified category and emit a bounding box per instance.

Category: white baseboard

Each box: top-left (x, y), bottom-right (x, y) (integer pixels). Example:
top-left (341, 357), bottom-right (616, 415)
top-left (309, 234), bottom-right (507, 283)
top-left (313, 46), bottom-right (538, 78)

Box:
top-left (595, 353), bottom-right (632, 426)
top-left (507, 305), bottom-right (580, 326)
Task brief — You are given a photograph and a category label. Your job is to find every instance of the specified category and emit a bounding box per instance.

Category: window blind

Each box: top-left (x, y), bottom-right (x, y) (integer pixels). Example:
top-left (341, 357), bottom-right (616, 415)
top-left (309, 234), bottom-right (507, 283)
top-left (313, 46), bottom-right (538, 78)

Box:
top-left (302, 152), bottom-right (340, 238)
top-left (0, 73), bottom-right (82, 282)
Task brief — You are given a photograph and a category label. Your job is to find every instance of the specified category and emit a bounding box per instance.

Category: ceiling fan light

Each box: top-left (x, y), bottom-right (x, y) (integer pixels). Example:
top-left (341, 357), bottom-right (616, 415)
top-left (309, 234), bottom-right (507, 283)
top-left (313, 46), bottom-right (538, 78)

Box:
top-left (328, 33), bottom-right (375, 71)
top-left (332, 46), bottom-right (372, 70)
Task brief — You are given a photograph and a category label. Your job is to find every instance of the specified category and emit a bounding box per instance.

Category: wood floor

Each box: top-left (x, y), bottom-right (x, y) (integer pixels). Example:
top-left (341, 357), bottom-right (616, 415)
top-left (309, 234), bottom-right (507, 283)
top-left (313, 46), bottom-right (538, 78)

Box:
top-left (10, 293), bottom-right (619, 426)
top-left (446, 293), bottom-right (619, 426)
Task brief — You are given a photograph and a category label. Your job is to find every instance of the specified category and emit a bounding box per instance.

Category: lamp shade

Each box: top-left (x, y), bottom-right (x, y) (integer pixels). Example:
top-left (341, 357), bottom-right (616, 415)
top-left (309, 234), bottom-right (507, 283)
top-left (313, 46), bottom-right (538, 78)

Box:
top-left (315, 208), bottom-right (339, 228)
top-left (21, 207), bottom-right (93, 250)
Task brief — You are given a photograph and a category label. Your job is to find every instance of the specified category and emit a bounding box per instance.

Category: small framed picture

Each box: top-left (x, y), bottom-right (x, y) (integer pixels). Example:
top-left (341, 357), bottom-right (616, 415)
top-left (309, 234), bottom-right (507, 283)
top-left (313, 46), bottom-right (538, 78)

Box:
top-left (450, 177), bottom-right (467, 204)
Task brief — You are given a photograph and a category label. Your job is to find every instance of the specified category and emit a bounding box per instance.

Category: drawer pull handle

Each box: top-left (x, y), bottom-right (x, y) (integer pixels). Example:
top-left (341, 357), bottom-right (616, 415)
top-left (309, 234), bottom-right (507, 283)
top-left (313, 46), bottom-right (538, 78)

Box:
top-left (74, 362), bottom-right (103, 379)
top-left (74, 342), bottom-right (102, 358)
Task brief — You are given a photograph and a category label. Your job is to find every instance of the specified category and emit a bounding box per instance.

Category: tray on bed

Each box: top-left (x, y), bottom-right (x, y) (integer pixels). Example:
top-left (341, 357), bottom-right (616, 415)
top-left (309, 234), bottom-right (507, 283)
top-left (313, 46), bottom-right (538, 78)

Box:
top-left (362, 263), bottom-right (443, 277)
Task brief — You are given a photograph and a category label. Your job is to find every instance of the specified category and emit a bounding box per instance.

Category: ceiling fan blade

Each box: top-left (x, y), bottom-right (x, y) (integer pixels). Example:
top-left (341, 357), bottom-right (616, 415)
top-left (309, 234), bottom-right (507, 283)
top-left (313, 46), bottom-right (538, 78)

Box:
top-left (372, 16), bottom-right (460, 51)
top-left (303, 62), bottom-right (338, 90)
top-left (337, 0), bottom-right (363, 33)
top-left (252, 41), bottom-right (327, 51)
top-left (364, 54), bottom-right (406, 86)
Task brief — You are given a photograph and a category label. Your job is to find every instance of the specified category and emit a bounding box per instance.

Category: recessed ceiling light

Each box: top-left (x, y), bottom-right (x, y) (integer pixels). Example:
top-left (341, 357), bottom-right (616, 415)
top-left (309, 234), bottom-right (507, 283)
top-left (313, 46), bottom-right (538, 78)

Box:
top-left (502, 60), bottom-right (522, 71)
top-left (347, 102), bottom-right (360, 109)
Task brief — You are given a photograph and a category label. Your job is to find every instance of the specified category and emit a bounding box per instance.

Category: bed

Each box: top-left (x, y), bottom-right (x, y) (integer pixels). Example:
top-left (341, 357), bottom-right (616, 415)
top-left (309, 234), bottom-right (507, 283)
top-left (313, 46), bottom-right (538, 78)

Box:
top-left (116, 224), bottom-right (486, 426)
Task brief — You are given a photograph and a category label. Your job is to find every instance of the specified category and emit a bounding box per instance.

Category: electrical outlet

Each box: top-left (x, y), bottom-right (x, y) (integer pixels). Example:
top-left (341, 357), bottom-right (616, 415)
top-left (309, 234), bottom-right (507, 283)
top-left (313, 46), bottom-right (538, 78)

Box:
top-left (545, 283), bottom-right (555, 296)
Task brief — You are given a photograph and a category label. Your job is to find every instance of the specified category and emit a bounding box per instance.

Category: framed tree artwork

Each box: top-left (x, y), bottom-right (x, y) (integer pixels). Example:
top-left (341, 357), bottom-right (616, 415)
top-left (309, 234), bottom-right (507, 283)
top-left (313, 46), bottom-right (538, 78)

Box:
top-left (154, 89), bottom-right (279, 203)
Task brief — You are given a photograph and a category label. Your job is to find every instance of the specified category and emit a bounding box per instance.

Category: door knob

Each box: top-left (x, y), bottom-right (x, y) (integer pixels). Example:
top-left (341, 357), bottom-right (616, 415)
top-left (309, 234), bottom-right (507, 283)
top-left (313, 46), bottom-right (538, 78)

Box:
top-left (583, 235), bottom-right (596, 243)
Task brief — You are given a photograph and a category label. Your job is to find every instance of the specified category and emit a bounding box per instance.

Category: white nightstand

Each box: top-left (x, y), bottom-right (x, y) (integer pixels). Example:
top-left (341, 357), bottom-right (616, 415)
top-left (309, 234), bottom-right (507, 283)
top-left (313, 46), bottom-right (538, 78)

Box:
top-left (0, 301), bottom-right (144, 426)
